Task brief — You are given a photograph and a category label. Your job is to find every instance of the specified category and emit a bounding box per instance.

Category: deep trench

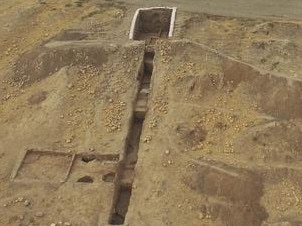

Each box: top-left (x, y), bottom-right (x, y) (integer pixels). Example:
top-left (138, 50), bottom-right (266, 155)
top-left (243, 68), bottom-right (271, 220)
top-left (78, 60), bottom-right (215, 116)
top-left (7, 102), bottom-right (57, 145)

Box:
top-left (109, 50), bottom-right (155, 225)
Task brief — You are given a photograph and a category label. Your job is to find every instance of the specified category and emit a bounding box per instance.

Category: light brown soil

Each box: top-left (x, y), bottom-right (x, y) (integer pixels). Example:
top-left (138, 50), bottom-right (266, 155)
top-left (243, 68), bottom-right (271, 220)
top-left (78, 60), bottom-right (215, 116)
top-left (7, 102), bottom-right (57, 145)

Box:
top-left (0, 1), bottom-right (302, 226)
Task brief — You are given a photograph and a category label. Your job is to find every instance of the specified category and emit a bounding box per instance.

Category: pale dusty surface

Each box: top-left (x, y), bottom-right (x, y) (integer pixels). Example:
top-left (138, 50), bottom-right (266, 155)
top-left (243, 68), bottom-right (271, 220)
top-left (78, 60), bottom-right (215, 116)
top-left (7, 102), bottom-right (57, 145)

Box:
top-left (0, 1), bottom-right (302, 226)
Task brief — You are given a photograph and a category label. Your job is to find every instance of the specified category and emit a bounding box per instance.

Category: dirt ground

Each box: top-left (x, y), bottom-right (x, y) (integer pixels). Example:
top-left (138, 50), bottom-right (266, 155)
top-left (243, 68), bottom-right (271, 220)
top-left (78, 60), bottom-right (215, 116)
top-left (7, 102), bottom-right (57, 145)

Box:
top-left (1, 1), bottom-right (302, 226)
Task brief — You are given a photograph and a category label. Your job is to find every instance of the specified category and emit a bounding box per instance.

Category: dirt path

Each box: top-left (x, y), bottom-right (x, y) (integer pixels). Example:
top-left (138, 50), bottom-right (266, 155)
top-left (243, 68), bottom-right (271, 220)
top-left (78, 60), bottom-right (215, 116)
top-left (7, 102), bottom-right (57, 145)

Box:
top-left (127, 0), bottom-right (302, 19)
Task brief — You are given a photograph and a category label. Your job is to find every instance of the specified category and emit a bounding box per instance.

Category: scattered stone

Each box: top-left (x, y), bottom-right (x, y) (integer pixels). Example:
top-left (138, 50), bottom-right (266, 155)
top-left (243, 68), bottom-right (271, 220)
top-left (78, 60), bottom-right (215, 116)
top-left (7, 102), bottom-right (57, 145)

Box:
top-left (205, 213), bottom-right (211, 219)
top-left (164, 149), bottom-right (170, 155)
top-left (17, 197), bottom-right (25, 202)
top-left (103, 100), bottom-right (125, 132)
top-left (24, 199), bottom-right (30, 206)
top-left (143, 135), bottom-right (152, 143)
top-left (140, 88), bottom-right (150, 94)
top-left (198, 212), bottom-right (205, 219)
top-left (35, 212), bottom-right (44, 217)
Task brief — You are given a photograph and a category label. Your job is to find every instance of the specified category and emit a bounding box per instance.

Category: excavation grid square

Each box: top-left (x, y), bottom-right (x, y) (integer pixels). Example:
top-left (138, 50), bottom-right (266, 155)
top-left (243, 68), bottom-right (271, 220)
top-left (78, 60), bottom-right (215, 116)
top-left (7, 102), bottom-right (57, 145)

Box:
top-left (12, 150), bottom-right (119, 184)
top-left (69, 154), bottom-right (119, 184)
top-left (14, 150), bottom-right (72, 182)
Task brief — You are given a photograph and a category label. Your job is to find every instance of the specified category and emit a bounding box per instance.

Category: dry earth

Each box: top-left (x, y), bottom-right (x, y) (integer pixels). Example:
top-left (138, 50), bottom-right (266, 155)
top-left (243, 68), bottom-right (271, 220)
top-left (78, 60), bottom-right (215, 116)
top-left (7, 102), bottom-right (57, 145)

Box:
top-left (0, 1), bottom-right (302, 226)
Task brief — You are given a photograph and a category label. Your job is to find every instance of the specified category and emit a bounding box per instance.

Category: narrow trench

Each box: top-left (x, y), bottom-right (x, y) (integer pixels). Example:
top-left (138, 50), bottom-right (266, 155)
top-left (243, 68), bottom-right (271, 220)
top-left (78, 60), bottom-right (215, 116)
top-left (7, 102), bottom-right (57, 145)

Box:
top-left (109, 50), bottom-right (155, 225)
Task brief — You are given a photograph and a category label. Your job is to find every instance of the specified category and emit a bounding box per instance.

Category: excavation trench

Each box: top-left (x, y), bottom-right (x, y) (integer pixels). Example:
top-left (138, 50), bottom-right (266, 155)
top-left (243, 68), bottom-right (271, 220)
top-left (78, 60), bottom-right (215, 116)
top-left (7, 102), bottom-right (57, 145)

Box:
top-left (129, 7), bottom-right (177, 40)
top-left (109, 50), bottom-right (155, 225)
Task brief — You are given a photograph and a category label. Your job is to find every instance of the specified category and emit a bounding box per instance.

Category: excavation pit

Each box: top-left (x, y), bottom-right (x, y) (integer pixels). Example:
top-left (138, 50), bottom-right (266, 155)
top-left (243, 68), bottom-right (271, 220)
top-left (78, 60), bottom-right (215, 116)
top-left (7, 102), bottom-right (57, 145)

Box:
top-left (81, 154), bottom-right (96, 163)
top-left (11, 150), bottom-right (119, 184)
top-left (102, 172), bottom-right (116, 183)
top-left (129, 7), bottom-right (177, 41)
top-left (11, 149), bottom-right (73, 182)
top-left (68, 154), bottom-right (119, 184)
top-left (77, 175), bottom-right (94, 183)
top-left (109, 186), bottom-right (132, 225)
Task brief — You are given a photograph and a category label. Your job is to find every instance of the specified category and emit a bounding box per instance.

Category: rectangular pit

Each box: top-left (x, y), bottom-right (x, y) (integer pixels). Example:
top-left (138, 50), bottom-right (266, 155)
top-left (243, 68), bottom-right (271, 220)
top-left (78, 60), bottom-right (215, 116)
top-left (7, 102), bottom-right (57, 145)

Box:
top-left (11, 149), bottom-right (73, 182)
top-left (68, 153), bottom-right (119, 184)
top-left (129, 7), bottom-right (177, 40)
top-left (109, 185), bottom-right (132, 225)
top-left (11, 149), bottom-right (119, 184)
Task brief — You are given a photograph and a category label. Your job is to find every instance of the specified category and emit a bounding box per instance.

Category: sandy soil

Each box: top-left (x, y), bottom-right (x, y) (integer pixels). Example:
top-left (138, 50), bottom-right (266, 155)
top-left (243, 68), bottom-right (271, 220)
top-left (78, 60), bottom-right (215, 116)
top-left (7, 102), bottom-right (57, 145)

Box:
top-left (0, 1), bottom-right (302, 226)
